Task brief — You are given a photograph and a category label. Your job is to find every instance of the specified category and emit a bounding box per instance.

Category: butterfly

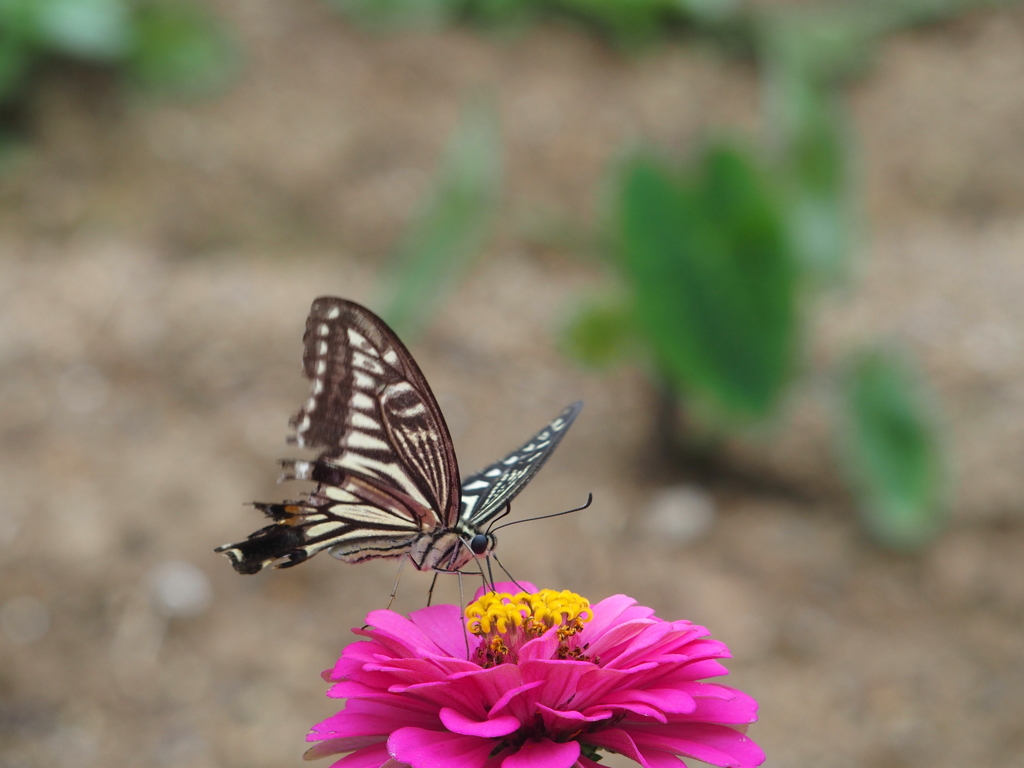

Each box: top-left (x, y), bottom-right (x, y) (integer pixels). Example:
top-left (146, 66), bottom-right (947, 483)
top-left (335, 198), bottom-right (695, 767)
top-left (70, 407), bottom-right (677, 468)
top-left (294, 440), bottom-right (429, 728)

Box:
top-left (216, 297), bottom-right (582, 577)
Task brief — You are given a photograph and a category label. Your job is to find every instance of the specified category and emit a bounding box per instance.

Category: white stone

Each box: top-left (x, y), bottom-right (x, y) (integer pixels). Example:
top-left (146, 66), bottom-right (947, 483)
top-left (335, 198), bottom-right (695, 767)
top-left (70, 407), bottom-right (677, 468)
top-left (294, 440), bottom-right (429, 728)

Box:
top-left (641, 485), bottom-right (716, 545)
top-left (149, 560), bottom-right (212, 618)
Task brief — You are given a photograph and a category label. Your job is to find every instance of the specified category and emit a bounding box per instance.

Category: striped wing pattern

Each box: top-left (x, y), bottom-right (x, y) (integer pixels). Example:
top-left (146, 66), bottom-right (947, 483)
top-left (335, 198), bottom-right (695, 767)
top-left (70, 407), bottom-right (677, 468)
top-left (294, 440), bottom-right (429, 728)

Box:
top-left (458, 401), bottom-right (583, 530)
top-left (216, 296), bottom-right (584, 577)
top-left (216, 298), bottom-right (461, 574)
top-left (292, 298), bottom-right (459, 522)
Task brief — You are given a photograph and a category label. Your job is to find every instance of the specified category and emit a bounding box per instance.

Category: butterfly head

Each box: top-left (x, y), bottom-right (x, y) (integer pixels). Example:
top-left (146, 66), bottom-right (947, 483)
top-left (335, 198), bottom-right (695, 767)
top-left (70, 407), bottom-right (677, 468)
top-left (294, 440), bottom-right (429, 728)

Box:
top-left (468, 531), bottom-right (496, 557)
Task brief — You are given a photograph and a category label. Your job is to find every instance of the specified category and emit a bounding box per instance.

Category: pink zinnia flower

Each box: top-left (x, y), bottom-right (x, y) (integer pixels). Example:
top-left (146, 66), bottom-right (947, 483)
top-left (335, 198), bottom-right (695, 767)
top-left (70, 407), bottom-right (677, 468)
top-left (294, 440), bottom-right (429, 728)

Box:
top-left (306, 583), bottom-right (764, 768)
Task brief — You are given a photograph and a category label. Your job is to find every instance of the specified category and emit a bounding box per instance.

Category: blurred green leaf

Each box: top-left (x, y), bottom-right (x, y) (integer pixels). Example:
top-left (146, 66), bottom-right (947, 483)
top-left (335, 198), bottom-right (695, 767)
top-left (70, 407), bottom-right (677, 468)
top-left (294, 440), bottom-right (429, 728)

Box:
top-left (760, 0), bottom-right (1010, 90)
top-left (469, 0), bottom-right (534, 25)
top-left (129, 2), bottom-right (236, 96)
top-left (380, 98), bottom-right (501, 337)
top-left (0, 0), bottom-right (37, 37)
top-left (617, 143), bottom-right (797, 419)
top-left (0, 33), bottom-right (31, 101)
top-left (328, 0), bottom-right (459, 29)
top-left (547, 0), bottom-right (674, 41)
top-left (841, 349), bottom-right (946, 549)
top-left (679, 0), bottom-right (737, 24)
top-left (33, 0), bottom-right (133, 61)
top-left (327, 0), bottom-right (742, 40)
top-left (563, 294), bottom-right (634, 368)
top-left (779, 83), bottom-right (853, 278)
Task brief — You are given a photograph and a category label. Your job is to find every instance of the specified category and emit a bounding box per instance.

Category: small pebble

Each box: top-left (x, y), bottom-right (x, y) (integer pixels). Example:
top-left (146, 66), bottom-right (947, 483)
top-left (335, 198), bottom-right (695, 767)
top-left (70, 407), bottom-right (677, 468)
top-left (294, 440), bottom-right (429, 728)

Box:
top-left (641, 485), bottom-right (716, 545)
top-left (149, 561), bottom-right (212, 618)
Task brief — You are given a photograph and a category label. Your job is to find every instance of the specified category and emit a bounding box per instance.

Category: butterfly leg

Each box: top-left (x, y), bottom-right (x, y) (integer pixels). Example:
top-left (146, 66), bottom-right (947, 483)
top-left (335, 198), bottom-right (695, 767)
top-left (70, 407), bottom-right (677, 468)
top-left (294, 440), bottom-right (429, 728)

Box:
top-left (425, 572), bottom-right (440, 607)
top-left (385, 555), bottom-right (408, 612)
top-left (459, 542), bottom-right (491, 595)
top-left (457, 571), bottom-right (470, 661)
top-left (486, 556), bottom-right (496, 593)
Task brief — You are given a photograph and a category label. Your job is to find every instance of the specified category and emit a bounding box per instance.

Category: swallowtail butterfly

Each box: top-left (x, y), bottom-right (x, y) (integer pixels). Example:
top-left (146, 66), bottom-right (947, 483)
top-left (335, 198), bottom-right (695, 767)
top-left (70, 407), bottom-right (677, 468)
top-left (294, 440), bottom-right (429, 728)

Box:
top-left (216, 297), bottom-right (582, 576)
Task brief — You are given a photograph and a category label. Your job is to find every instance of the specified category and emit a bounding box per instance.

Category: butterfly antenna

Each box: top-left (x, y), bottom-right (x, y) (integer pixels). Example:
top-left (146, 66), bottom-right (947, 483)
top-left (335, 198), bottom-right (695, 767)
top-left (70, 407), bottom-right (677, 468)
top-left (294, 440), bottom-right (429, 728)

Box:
top-left (490, 493), bottom-right (594, 533)
top-left (385, 555), bottom-right (409, 611)
top-left (491, 553), bottom-right (529, 594)
top-left (485, 503), bottom-right (514, 534)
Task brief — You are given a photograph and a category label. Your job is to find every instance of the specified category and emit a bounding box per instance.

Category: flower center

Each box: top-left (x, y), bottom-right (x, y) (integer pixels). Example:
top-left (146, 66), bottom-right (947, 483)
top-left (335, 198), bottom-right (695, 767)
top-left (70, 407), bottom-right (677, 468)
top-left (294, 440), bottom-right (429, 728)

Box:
top-left (465, 589), bottom-right (593, 667)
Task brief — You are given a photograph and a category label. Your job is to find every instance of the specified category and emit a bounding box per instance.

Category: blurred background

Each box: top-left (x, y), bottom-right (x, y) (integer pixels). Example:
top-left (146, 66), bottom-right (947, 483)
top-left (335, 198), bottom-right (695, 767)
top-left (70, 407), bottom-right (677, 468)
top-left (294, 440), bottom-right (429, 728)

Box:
top-left (2, 0), bottom-right (1024, 767)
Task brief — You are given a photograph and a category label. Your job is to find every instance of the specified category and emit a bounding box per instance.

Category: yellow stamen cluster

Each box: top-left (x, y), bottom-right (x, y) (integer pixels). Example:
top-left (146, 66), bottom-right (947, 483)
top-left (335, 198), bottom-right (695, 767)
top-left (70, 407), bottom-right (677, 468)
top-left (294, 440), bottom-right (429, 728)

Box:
top-left (466, 589), bottom-right (592, 638)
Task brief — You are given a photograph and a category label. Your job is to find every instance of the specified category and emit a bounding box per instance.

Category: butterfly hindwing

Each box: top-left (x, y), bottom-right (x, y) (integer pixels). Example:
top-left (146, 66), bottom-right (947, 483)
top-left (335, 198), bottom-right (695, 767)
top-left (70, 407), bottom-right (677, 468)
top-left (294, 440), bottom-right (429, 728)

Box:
top-left (458, 401), bottom-right (583, 529)
top-left (215, 479), bottom-right (425, 574)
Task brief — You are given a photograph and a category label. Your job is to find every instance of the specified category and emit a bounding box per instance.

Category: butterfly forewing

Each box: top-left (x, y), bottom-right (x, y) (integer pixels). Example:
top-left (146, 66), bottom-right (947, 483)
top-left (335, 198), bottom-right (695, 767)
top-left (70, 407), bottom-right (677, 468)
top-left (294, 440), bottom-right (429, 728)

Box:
top-left (458, 401), bottom-right (583, 529)
top-left (217, 298), bottom-right (461, 574)
top-left (292, 298), bottom-right (460, 523)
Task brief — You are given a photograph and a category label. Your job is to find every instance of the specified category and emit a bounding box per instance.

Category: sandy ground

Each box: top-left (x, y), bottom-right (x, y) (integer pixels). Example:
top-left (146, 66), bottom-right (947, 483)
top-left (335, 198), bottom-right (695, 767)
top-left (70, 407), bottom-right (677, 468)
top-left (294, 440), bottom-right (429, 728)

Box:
top-left (2, 2), bottom-right (1024, 768)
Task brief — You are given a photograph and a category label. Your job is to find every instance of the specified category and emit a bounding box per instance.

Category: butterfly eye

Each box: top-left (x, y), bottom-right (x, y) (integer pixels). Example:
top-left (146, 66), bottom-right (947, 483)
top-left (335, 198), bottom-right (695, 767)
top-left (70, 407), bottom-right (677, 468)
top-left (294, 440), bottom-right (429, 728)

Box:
top-left (469, 534), bottom-right (490, 555)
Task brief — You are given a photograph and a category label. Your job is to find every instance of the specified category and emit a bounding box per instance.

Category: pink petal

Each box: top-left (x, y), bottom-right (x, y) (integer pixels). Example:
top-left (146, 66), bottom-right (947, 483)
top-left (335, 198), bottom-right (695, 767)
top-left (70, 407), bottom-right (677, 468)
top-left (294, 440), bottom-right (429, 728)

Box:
top-left (327, 650), bottom-right (405, 682)
top-left (409, 604), bottom-right (475, 658)
top-left (311, 699), bottom-right (440, 739)
top-left (401, 665), bottom-right (524, 719)
top-left (310, 712), bottom-right (411, 740)
top-left (473, 582), bottom-right (537, 600)
top-left (602, 688), bottom-right (697, 716)
top-left (304, 735), bottom-right (384, 757)
top-left (584, 595), bottom-right (641, 639)
top-left (638, 750), bottom-right (685, 768)
top-left (322, 743), bottom-right (392, 768)
top-left (605, 701), bottom-right (666, 721)
top-left (586, 620), bottom-right (658, 664)
top-left (672, 639), bottom-right (732, 667)
top-left (369, 656), bottom-right (477, 683)
top-left (535, 703), bottom-right (612, 734)
top-left (327, 683), bottom-right (438, 713)
top-left (327, 681), bottom-right (386, 699)
top-left (517, 630), bottom-right (561, 662)
top-left (625, 723), bottom-right (764, 768)
top-left (339, 697), bottom-right (439, 721)
top-left (439, 708), bottom-right (520, 738)
top-left (603, 623), bottom-right (678, 670)
top-left (450, 664), bottom-right (526, 713)
top-left (586, 596), bottom-right (658, 641)
top-left (388, 727), bottom-right (494, 768)
top-left (397, 680), bottom-right (491, 719)
top-left (642, 658), bottom-right (731, 690)
top-left (572, 665), bottom-right (657, 711)
top-left (502, 739), bottom-right (580, 768)
top-left (488, 680), bottom-right (544, 723)
top-left (519, 660), bottom-right (594, 709)
top-left (575, 757), bottom-right (606, 768)
top-left (363, 611), bottom-right (441, 654)
top-left (585, 729), bottom-right (646, 767)
top-left (668, 686), bottom-right (758, 725)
